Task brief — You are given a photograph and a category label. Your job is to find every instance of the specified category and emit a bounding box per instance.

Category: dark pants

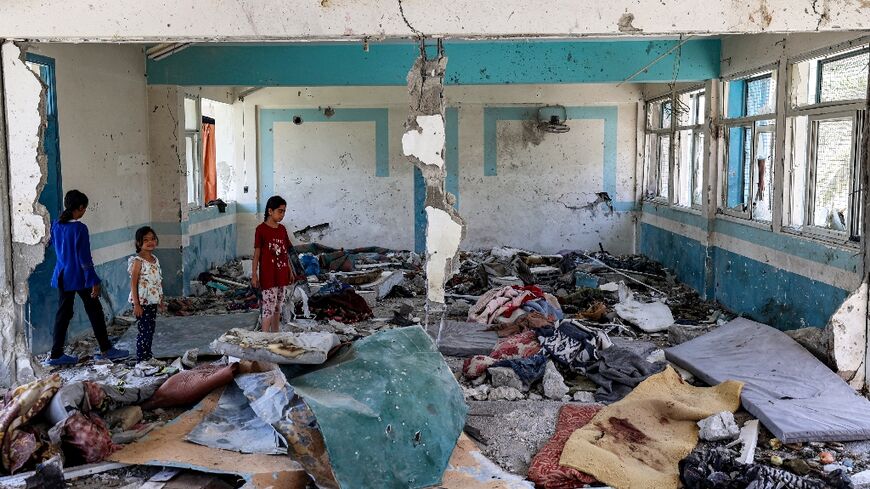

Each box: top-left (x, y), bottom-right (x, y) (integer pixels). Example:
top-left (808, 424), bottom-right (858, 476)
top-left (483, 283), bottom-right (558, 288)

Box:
top-left (52, 277), bottom-right (112, 359)
top-left (136, 304), bottom-right (158, 361)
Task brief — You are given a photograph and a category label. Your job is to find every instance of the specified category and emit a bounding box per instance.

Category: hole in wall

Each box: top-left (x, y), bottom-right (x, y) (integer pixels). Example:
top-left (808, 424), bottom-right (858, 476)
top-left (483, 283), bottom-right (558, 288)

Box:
top-left (293, 115), bottom-right (303, 125)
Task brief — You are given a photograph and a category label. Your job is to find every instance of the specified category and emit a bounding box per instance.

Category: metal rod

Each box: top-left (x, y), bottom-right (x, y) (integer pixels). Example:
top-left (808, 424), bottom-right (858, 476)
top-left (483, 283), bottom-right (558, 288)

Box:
top-left (617, 36), bottom-right (694, 87)
top-left (579, 252), bottom-right (668, 296)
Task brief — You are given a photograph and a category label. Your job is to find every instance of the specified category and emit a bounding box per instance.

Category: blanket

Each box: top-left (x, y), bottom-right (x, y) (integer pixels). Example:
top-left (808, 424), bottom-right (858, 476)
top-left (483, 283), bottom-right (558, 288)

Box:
top-left (559, 367), bottom-right (742, 489)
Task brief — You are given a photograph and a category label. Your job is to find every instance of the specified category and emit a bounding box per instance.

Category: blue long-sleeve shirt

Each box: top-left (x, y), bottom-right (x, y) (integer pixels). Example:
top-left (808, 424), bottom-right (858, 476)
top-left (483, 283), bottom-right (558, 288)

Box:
top-left (50, 220), bottom-right (101, 291)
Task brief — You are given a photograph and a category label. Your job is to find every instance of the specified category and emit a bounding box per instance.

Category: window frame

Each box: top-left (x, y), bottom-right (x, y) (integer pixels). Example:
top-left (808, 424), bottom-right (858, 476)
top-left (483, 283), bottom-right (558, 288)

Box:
top-left (643, 95), bottom-right (675, 204)
top-left (801, 110), bottom-right (863, 242)
top-left (815, 46), bottom-right (870, 106)
top-left (643, 85), bottom-right (706, 209)
top-left (673, 87), bottom-right (706, 209)
top-left (183, 95), bottom-right (204, 209)
top-left (718, 67), bottom-right (778, 222)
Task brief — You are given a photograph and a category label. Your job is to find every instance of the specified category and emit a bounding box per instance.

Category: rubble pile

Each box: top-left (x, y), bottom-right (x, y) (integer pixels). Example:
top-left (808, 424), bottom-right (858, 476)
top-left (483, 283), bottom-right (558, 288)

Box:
top-left (10, 245), bottom-right (870, 489)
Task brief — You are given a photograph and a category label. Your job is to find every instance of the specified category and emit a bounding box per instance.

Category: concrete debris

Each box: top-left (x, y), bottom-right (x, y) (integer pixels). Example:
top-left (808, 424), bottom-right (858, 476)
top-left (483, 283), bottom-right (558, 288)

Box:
top-left (698, 411), bottom-right (740, 441)
top-left (489, 367), bottom-right (526, 392)
top-left (784, 327), bottom-right (833, 366)
top-left (105, 406), bottom-right (144, 432)
top-left (359, 270), bottom-right (405, 299)
top-left (463, 384), bottom-right (491, 401)
top-left (572, 391), bottom-right (595, 403)
top-left (488, 386), bottom-right (525, 401)
top-left (542, 361), bottom-right (569, 400)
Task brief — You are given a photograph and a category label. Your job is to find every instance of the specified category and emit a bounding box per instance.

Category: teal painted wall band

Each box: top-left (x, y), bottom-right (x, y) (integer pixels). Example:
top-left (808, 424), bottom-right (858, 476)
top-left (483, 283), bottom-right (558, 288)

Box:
top-left (147, 39), bottom-right (720, 86)
top-left (641, 204), bottom-right (861, 273)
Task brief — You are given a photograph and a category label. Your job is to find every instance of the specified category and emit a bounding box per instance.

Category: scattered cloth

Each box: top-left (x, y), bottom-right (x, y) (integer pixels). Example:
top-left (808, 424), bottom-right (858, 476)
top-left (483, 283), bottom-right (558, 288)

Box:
top-left (666, 318), bottom-right (870, 443)
top-left (211, 328), bottom-right (339, 364)
top-left (584, 346), bottom-right (666, 403)
top-left (142, 363), bottom-right (239, 410)
top-left (537, 320), bottom-right (613, 373)
top-left (308, 288), bottom-right (373, 323)
top-left (679, 448), bottom-right (853, 489)
top-left (487, 311), bottom-right (554, 338)
top-left (492, 355), bottom-right (549, 386)
top-left (60, 411), bottom-right (116, 464)
top-left (528, 404), bottom-right (601, 489)
top-left (520, 297), bottom-right (564, 322)
top-left (463, 330), bottom-right (542, 378)
top-left (580, 302), bottom-right (608, 322)
top-left (468, 285), bottom-right (548, 325)
top-left (614, 282), bottom-right (674, 333)
top-left (0, 374), bottom-right (62, 474)
top-left (559, 366), bottom-right (743, 489)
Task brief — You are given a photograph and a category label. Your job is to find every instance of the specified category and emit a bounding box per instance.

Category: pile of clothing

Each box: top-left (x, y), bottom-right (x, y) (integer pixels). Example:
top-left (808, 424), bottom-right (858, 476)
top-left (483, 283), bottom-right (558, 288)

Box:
top-left (307, 280), bottom-right (373, 323)
top-left (468, 285), bottom-right (563, 325)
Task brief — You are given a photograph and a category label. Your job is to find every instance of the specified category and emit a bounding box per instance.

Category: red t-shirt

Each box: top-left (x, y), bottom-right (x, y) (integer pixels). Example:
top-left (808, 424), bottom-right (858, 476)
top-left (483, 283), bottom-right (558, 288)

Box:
top-left (254, 223), bottom-right (295, 289)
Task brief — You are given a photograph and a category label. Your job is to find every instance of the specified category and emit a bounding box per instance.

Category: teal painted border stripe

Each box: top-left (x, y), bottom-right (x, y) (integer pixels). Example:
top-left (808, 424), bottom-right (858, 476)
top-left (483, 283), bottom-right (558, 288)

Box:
top-left (642, 202), bottom-right (709, 231)
top-left (259, 108), bottom-right (389, 211)
top-left (483, 106), bottom-right (619, 199)
top-left (640, 204), bottom-right (860, 273)
top-left (446, 107), bottom-right (460, 207)
top-left (147, 40), bottom-right (720, 86)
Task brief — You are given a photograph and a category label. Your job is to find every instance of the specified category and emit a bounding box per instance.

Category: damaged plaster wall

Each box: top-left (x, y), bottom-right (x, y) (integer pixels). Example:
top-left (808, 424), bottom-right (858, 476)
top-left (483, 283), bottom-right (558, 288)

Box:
top-left (236, 83), bottom-right (641, 256)
top-left (827, 283), bottom-right (867, 389)
top-left (639, 32), bottom-right (867, 333)
top-left (1, 42), bottom-right (49, 303)
top-left (19, 43), bottom-right (155, 353)
top-left (404, 50), bottom-right (465, 306)
top-left (0, 0), bottom-right (868, 40)
top-left (0, 42), bottom-right (39, 386)
top-left (148, 84), bottom-right (240, 296)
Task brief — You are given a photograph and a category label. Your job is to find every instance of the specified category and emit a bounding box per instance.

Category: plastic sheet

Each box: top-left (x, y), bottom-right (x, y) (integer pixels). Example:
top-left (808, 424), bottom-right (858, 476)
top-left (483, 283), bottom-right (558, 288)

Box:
top-left (288, 326), bottom-right (467, 489)
top-left (186, 382), bottom-right (287, 455)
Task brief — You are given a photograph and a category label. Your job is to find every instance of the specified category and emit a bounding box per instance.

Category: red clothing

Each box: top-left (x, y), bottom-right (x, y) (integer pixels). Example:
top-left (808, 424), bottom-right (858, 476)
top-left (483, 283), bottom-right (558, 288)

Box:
top-left (254, 223), bottom-right (295, 289)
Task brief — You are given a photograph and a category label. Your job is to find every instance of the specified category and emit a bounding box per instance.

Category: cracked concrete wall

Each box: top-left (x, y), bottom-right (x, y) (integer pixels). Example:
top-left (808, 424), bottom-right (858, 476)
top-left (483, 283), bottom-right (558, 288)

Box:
top-left (237, 84), bottom-right (640, 256)
top-left (0, 41), bottom-right (44, 386)
top-left (0, 0), bottom-right (868, 40)
top-left (404, 51), bottom-right (465, 305)
top-left (1, 43), bottom-right (49, 304)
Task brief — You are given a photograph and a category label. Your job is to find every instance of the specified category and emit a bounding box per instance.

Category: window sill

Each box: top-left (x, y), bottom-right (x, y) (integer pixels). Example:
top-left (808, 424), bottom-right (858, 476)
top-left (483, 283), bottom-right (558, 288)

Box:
top-left (715, 211), bottom-right (774, 232)
top-left (782, 226), bottom-right (861, 251)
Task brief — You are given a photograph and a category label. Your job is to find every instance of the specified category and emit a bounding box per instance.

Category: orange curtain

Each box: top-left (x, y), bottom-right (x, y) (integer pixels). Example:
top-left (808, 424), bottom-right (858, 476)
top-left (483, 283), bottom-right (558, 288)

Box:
top-left (202, 116), bottom-right (217, 203)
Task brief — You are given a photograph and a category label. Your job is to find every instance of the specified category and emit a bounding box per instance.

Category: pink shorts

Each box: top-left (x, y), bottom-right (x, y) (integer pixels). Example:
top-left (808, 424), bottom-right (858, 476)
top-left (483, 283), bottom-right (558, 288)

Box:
top-left (260, 286), bottom-right (285, 319)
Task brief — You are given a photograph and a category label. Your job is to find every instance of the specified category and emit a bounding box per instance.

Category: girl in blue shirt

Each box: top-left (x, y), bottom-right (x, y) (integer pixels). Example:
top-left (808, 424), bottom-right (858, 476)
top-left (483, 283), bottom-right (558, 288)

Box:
top-left (46, 190), bottom-right (128, 366)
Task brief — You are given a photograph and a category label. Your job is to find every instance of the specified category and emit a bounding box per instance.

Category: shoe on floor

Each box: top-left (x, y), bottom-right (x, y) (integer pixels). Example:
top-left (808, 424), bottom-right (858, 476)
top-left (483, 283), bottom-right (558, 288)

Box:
top-left (94, 347), bottom-right (130, 361)
top-left (44, 354), bottom-right (79, 366)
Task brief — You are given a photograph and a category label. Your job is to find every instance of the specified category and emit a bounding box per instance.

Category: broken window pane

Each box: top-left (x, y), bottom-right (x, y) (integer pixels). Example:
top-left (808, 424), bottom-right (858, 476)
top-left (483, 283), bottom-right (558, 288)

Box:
top-left (745, 75), bottom-right (775, 116)
top-left (819, 49), bottom-right (869, 103)
top-left (676, 129), bottom-right (693, 206)
top-left (812, 118), bottom-right (854, 230)
top-left (661, 101), bottom-right (672, 129)
top-left (751, 128), bottom-right (774, 222)
top-left (184, 97), bottom-right (199, 131)
top-left (724, 125), bottom-right (751, 211)
top-left (657, 135), bottom-right (670, 199)
top-left (692, 132), bottom-right (705, 206)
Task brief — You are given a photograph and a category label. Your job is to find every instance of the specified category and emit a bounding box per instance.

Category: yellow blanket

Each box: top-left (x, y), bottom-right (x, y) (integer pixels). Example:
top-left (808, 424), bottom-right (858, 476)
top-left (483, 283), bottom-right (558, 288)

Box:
top-left (559, 366), bottom-right (743, 489)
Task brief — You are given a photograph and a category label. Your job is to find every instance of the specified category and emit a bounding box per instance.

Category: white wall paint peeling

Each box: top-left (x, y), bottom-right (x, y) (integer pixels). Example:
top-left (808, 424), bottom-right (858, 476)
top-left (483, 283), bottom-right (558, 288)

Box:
top-left (0, 0), bottom-right (867, 40)
top-left (1, 43), bottom-right (48, 246)
top-left (402, 115), bottom-right (445, 168)
top-left (828, 283), bottom-right (868, 389)
top-left (425, 206), bottom-right (463, 304)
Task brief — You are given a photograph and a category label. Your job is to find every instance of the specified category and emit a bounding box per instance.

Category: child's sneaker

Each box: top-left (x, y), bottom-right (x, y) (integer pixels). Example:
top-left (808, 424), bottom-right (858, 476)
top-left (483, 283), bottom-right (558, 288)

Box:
top-left (43, 354), bottom-right (79, 366)
top-left (94, 347), bottom-right (130, 361)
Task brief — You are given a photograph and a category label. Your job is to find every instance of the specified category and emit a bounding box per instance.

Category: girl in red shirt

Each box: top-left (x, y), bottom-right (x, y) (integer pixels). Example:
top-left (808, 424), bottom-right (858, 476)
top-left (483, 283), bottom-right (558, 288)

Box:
top-left (252, 195), bottom-right (295, 332)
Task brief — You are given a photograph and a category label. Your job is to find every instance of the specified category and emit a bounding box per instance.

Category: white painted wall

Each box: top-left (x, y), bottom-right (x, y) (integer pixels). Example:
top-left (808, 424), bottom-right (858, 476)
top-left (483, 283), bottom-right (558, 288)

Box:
top-left (720, 31), bottom-right (870, 77)
top-left (236, 83), bottom-right (641, 254)
top-left (25, 43), bottom-right (151, 242)
top-left (0, 0), bottom-right (866, 41)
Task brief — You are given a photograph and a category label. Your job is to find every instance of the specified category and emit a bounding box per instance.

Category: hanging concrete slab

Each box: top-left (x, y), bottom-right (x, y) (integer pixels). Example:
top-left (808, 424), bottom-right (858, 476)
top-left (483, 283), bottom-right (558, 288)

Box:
top-left (666, 318), bottom-right (870, 443)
